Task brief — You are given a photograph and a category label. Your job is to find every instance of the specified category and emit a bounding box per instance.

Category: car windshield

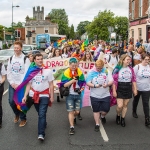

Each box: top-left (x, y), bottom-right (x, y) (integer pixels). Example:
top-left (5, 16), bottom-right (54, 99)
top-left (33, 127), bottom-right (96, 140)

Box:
top-left (0, 50), bottom-right (14, 56)
top-left (10, 45), bottom-right (32, 51)
top-left (23, 46), bottom-right (32, 51)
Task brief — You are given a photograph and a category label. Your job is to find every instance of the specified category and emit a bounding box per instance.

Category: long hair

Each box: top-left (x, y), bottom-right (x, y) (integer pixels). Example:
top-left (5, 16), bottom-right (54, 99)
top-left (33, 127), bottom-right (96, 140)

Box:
top-left (82, 51), bottom-right (92, 62)
top-left (52, 49), bottom-right (61, 57)
top-left (62, 47), bottom-right (68, 54)
top-left (112, 54), bottom-right (131, 74)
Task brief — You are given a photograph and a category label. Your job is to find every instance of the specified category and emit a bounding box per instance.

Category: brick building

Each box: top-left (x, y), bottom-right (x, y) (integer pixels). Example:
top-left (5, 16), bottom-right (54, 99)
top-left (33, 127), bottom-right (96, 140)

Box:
top-left (129, 0), bottom-right (150, 45)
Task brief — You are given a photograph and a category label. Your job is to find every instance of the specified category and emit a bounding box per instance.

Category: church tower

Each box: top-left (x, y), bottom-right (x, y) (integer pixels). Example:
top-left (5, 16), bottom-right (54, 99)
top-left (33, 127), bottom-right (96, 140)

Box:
top-left (33, 6), bottom-right (44, 20)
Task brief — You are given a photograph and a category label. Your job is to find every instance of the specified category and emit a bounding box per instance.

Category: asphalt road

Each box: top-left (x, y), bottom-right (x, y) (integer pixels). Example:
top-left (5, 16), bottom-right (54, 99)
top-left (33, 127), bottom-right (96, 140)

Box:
top-left (0, 81), bottom-right (150, 150)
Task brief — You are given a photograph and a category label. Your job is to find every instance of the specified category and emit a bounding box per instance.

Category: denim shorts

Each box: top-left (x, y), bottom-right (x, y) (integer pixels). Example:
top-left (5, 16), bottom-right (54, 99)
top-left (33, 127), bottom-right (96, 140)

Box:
top-left (66, 94), bottom-right (81, 112)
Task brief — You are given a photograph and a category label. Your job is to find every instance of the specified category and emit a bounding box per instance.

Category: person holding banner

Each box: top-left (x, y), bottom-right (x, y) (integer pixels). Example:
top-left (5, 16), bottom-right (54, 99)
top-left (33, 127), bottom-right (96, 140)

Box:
top-left (86, 60), bottom-right (113, 132)
top-left (59, 57), bottom-right (86, 135)
top-left (22, 53), bottom-right (54, 141)
top-left (51, 48), bottom-right (63, 102)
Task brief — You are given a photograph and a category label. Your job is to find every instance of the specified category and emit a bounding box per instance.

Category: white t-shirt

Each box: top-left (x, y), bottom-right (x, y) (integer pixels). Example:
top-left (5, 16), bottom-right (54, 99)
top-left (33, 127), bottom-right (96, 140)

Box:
top-left (105, 55), bottom-right (119, 69)
top-left (51, 56), bottom-right (62, 59)
top-left (29, 69), bottom-right (54, 97)
top-left (118, 67), bottom-right (132, 82)
top-left (0, 64), bottom-right (7, 81)
top-left (7, 54), bottom-right (30, 85)
top-left (90, 71), bottom-right (113, 99)
top-left (69, 71), bottom-right (80, 95)
top-left (62, 53), bottom-right (68, 58)
top-left (134, 64), bottom-right (150, 91)
top-left (133, 53), bottom-right (141, 60)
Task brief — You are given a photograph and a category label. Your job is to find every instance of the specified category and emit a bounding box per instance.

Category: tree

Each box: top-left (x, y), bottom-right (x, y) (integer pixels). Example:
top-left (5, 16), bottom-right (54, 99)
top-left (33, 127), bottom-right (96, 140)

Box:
top-left (48, 9), bottom-right (69, 35)
top-left (76, 21), bottom-right (91, 37)
top-left (114, 16), bottom-right (128, 40)
top-left (86, 10), bottom-right (115, 40)
top-left (69, 24), bottom-right (75, 39)
top-left (0, 25), bottom-right (4, 40)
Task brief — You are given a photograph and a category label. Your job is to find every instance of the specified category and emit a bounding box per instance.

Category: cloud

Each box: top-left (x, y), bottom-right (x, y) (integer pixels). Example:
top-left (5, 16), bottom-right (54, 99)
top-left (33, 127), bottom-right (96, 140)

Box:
top-left (0, 0), bottom-right (128, 30)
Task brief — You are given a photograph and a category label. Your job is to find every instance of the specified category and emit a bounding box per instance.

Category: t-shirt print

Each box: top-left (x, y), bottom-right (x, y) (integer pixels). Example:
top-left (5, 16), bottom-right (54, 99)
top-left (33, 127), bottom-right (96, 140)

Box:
top-left (141, 69), bottom-right (150, 78)
top-left (12, 61), bottom-right (24, 74)
top-left (33, 74), bottom-right (44, 84)
top-left (120, 70), bottom-right (131, 81)
top-left (92, 74), bottom-right (107, 85)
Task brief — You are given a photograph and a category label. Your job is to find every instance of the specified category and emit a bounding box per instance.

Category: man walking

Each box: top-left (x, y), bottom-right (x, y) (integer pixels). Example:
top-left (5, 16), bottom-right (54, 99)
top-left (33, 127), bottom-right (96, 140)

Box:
top-left (22, 53), bottom-right (54, 141)
top-left (7, 41), bottom-right (30, 127)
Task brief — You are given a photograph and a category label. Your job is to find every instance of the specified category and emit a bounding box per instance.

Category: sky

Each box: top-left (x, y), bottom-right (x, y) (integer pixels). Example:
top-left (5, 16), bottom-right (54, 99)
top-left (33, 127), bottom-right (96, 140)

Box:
top-left (0, 0), bottom-right (128, 30)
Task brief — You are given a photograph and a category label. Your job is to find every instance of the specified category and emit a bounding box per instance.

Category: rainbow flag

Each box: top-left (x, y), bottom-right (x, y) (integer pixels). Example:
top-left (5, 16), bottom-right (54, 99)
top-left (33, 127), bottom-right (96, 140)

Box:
top-left (57, 37), bottom-right (66, 45)
top-left (58, 67), bottom-right (86, 107)
top-left (13, 63), bottom-right (42, 114)
top-left (58, 68), bottom-right (85, 89)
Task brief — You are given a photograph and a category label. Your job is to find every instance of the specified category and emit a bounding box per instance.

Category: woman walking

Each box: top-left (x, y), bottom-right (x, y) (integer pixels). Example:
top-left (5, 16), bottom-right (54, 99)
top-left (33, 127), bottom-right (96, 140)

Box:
top-left (112, 54), bottom-right (137, 127)
top-left (86, 59), bottom-right (113, 132)
top-left (133, 54), bottom-right (150, 126)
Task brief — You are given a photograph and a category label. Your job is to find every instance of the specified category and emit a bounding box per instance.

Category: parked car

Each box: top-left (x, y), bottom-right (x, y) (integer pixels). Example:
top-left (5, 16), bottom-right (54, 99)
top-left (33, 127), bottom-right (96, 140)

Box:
top-left (10, 44), bottom-right (37, 55)
top-left (0, 49), bottom-right (14, 66)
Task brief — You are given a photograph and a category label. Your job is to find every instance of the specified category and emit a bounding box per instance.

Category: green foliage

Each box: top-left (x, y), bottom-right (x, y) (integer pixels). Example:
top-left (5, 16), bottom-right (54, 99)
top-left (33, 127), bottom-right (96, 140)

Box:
top-left (0, 25), bottom-right (4, 40)
top-left (76, 21), bottom-right (91, 37)
top-left (48, 9), bottom-right (69, 35)
top-left (86, 10), bottom-right (115, 41)
top-left (114, 16), bottom-right (128, 40)
top-left (69, 24), bottom-right (75, 39)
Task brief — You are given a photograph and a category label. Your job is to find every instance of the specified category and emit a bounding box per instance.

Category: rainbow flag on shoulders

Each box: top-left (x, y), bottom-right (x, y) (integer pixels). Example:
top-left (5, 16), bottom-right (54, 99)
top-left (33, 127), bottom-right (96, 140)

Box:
top-left (13, 63), bottom-right (42, 114)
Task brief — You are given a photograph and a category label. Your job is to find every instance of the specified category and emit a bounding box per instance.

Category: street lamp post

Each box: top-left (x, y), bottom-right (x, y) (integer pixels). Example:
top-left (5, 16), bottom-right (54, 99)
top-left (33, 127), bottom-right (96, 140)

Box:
top-left (12, 2), bottom-right (20, 42)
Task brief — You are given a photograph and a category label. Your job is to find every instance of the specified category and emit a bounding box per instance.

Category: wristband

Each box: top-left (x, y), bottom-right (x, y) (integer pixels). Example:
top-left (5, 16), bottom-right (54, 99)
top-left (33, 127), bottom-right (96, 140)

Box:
top-left (94, 84), bottom-right (96, 88)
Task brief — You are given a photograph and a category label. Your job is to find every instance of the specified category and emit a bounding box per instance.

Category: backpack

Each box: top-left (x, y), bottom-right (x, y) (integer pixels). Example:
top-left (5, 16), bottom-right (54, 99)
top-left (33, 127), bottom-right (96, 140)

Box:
top-left (108, 55), bottom-right (118, 63)
top-left (10, 55), bottom-right (27, 64)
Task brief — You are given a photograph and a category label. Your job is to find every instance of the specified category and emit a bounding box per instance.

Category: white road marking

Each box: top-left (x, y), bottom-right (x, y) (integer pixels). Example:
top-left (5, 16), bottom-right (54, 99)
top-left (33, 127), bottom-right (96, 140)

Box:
top-left (99, 119), bottom-right (109, 142)
top-left (3, 89), bottom-right (8, 95)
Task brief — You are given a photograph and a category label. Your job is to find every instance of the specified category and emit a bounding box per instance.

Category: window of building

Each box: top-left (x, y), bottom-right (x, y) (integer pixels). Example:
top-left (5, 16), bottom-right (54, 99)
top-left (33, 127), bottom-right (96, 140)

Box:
top-left (32, 37), bottom-right (36, 43)
top-left (45, 27), bottom-right (49, 33)
top-left (132, 1), bottom-right (135, 19)
top-left (138, 28), bottom-right (142, 40)
top-left (139, 0), bottom-right (143, 17)
top-left (31, 27), bottom-right (36, 33)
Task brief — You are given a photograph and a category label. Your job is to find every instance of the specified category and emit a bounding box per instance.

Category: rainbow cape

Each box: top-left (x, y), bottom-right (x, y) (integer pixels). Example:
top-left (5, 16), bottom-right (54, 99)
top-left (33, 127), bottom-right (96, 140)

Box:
top-left (13, 62), bottom-right (42, 114)
top-left (59, 68), bottom-right (86, 89)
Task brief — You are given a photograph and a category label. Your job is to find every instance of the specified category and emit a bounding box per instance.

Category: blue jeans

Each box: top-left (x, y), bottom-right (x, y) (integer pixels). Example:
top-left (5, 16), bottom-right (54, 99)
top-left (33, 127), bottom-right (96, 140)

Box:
top-left (8, 84), bottom-right (26, 120)
top-left (66, 94), bottom-right (81, 112)
top-left (34, 97), bottom-right (49, 137)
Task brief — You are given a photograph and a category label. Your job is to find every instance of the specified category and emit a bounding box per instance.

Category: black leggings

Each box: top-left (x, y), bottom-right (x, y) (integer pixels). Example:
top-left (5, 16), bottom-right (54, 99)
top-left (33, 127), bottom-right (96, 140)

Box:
top-left (133, 91), bottom-right (150, 118)
top-left (0, 84), bottom-right (4, 122)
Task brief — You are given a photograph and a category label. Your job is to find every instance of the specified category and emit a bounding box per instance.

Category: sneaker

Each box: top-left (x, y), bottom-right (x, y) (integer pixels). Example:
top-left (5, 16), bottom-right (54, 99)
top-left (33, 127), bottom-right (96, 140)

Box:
top-left (94, 125), bottom-right (100, 132)
top-left (69, 127), bottom-right (75, 135)
top-left (14, 116), bottom-right (19, 123)
top-left (101, 117), bottom-right (106, 124)
top-left (19, 120), bottom-right (27, 127)
top-left (38, 135), bottom-right (44, 141)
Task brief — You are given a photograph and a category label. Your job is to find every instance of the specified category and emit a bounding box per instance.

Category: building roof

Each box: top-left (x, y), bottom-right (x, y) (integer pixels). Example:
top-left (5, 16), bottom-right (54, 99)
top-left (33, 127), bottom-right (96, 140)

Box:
top-left (25, 20), bottom-right (58, 27)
